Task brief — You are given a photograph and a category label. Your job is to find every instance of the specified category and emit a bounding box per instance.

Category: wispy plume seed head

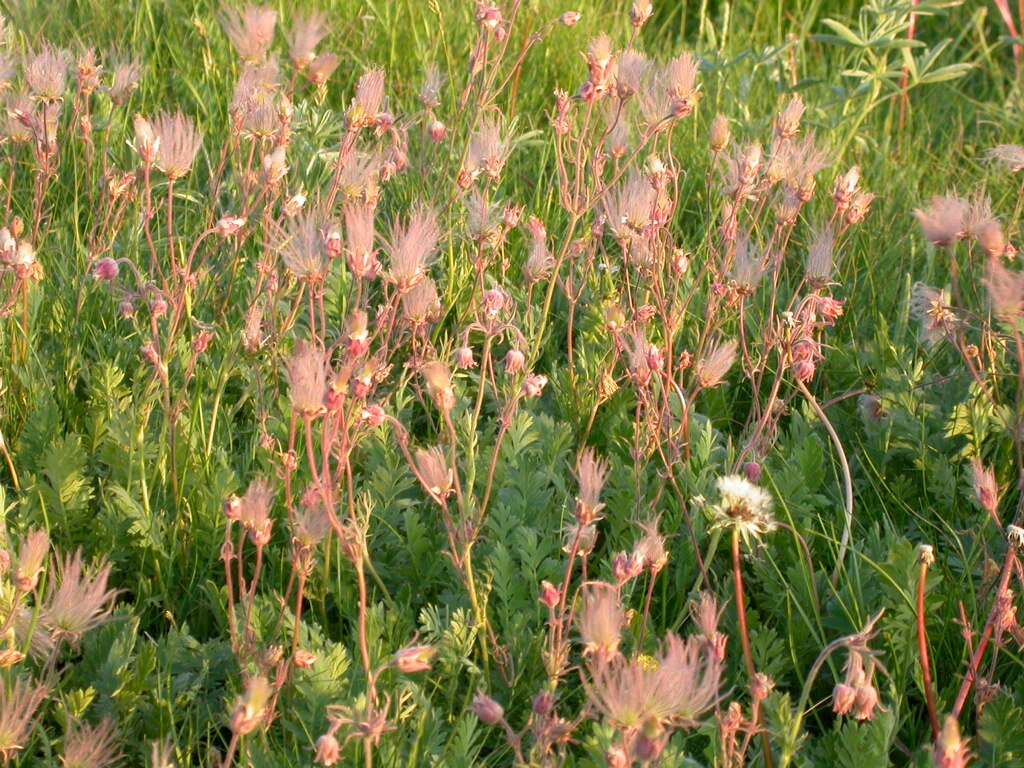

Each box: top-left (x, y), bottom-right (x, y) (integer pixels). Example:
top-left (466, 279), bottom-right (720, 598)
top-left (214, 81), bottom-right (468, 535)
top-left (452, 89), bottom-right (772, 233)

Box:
top-left (220, 5), bottom-right (278, 62)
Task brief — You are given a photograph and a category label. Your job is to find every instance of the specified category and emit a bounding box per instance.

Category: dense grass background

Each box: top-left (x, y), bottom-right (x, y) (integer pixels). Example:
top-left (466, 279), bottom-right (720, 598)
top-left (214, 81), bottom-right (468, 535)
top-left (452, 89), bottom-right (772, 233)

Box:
top-left (2, 0), bottom-right (1024, 765)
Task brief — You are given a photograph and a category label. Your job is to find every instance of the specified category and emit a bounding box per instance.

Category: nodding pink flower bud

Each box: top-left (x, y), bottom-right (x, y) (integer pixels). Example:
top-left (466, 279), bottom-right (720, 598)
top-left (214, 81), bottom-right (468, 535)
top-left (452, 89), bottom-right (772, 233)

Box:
top-left (119, 300), bottom-right (135, 318)
top-left (192, 329), bottom-right (214, 356)
top-left (522, 374), bottom-right (548, 398)
top-left (503, 204), bottom-right (523, 229)
top-left (93, 257), bottom-right (119, 282)
top-left (375, 110), bottom-right (395, 133)
top-left (832, 682), bottom-right (857, 716)
top-left (294, 649), bottom-right (316, 669)
top-left (793, 359), bottom-right (816, 383)
top-left (428, 119), bottom-right (447, 143)
top-left (454, 346), bottom-right (476, 370)
top-left (852, 684), bottom-right (880, 721)
top-left (393, 644), bottom-right (436, 673)
top-left (560, 11), bottom-right (582, 26)
top-left (612, 551), bottom-right (643, 584)
top-left (815, 296), bottom-right (845, 323)
top-left (504, 348), bottom-right (525, 374)
top-left (743, 461), bottom-right (762, 484)
top-left (361, 404), bottom-right (387, 428)
top-left (151, 296), bottom-right (168, 318)
top-left (471, 693), bottom-right (504, 725)
top-left (325, 225), bottom-right (343, 259)
top-left (483, 287), bottom-right (508, 318)
top-left (216, 216), bottom-right (246, 237)
top-left (645, 345), bottom-right (664, 373)
top-left (224, 495), bottom-right (242, 521)
top-left (533, 691), bottom-right (555, 715)
top-left (672, 249), bottom-right (690, 276)
top-left (539, 580), bottom-right (560, 608)
top-left (315, 734), bottom-right (341, 766)
top-left (141, 341), bottom-right (163, 370)
top-left (751, 673), bottom-right (775, 702)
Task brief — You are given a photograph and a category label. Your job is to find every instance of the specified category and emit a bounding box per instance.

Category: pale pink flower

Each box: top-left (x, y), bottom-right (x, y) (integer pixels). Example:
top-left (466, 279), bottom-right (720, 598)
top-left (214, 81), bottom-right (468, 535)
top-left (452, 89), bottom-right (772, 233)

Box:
top-left (348, 68), bottom-right (386, 129)
top-left (695, 339), bottom-right (737, 389)
top-left (25, 45), bottom-right (67, 102)
top-left (413, 446), bottom-right (453, 500)
top-left (239, 478), bottom-right (275, 545)
top-left (220, 5), bottom-right (278, 62)
top-left (970, 458), bottom-right (999, 520)
top-left (775, 94), bottom-right (805, 139)
top-left (471, 693), bottom-right (504, 725)
top-left (13, 529), bottom-right (49, 592)
top-left (392, 645), bottom-right (436, 674)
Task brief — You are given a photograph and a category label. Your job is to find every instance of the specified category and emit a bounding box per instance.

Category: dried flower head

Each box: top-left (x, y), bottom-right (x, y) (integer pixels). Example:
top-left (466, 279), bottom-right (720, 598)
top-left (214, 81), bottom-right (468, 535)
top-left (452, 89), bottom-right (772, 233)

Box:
top-left (220, 5), bottom-right (278, 62)
top-left (287, 11), bottom-right (329, 68)
top-left (62, 718), bottom-right (120, 768)
top-left (911, 283), bottom-right (957, 345)
top-left (709, 474), bottom-right (776, 543)
top-left (108, 59), bottom-right (142, 106)
top-left (575, 448), bottom-right (610, 524)
top-left (584, 633), bottom-right (722, 732)
top-left (988, 144), bottom-right (1024, 173)
top-left (419, 65), bottom-right (445, 109)
top-left (13, 529), bottom-right (49, 593)
top-left (695, 339), bottom-right (737, 389)
top-left (388, 207), bottom-right (441, 291)
top-left (776, 94), bottom-right (805, 139)
top-left (414, 446), bottom-right (453, 500)
top-left (26, 45), bottom-right (68, 102)
top-left (43, 550), bottom-right (117, 647)
top-left (279, 211), bottom-right (328, 280)
top-left (970, 458), bottom-right (999, 521)
top-left (463, 120), bottom-right (509, 184)
top-left (286, 342), bottom-right (328, 416)
top-left (0, 678), bottom-right (48, 762)
top-left (152, 111), bottom-right (202, 180)
top-left (915, 195), bottom-right (968, 248)
top-left (348, 69), bottom-right (386, 129)
top-left (805, 226), bottom-right (835, 285)
top-left (401, 278), bottom-right (441, 327)
top-left (578, 582), bottom-right (625, 660)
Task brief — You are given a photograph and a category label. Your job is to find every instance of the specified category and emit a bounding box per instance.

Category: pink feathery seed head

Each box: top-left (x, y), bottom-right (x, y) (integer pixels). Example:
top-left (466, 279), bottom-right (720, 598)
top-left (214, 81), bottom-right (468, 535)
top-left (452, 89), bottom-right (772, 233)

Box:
top-left (633, 517), bottom-right (668, 574)
top-left (915, 194), bottom-right (968, 248)
top-left (62, 718), bottom-right (120, 768)
top-left (286, 341), bottom-right (328, 417)
top-left (346, 310), bottom-right (369, 356)
top-left (348, 68), bottom-right (386, 130)
top-left (44, 550), bottom-right (117, 647)
top-left (709, 113), bottom-right (730, 153)
top-left (92, 257), bottom-right (119, 282)
top-left (846, 189), bottom-right (875, 226)
top-left (0, 677), bottom-right (48, 762)
top-left (220, 4), bottom-right (278, 62)
top-left (988, 143), bottom-right (1024, 173)
top-left (576, 448), bottom-right (610, 523)
top-left (307, 52), bottom-right (340, 86)
top-left (279, 211), bottom-right (327, 280)
top-left (413, 446), bottom-right (453, 500)
top-left (665, 52), bottom-right (701, 118)
top-left (482, 286), bottom-right (509, 319)
top-left (76, 48), bottom-right (103, 96)
top-left (152, 110), bottom-right (202, 180)
top-left (14, 529), bottom-right (49, 592)
top-left (578, 582), bottom-right (624, 659)
top-left (108, 58), bottom-right (142, 105)
top-left (522, 374), bottom-right (548, 398)
top-left (471, 692), bottom-right (504, 725)
top-left (388, 206), bottom-right (441, 291)
top-left (612, 551), bottom-right (644, 584)
top-left (970, 458), bottom-right (999, 516)
top-left (934, 716), bottom-right (971, 768)
top-left (25, 44), bottom-right (68, 102)
top-left (776, 94), bottom-right (805, 139)
top-left (419, 65), bottom-right (445, 109)
top-left (287, 10), bottom-right (328, 67)
top-left (465, 120), bottom-right (509, 183)
top-left (984, 257), bottom-right (1024, 323)
top-left (504, 347), bottom-right (525, 374)
top-left (695, 339), bottom-right (737, 389)
top-left (805, 226), bottom-right (835, 285)
top-left (616, 49), bottom-right (651, 99)
top-left (400, 278), bottom-right (441, 327)
top-left (631, 0), bottom-right (654, 28)
top-left (343, 203), bottom-right (379, 280)
top-left (834, 165), bottom-right (860, 206)
top-left (240, 477), bottom-right (275, 545)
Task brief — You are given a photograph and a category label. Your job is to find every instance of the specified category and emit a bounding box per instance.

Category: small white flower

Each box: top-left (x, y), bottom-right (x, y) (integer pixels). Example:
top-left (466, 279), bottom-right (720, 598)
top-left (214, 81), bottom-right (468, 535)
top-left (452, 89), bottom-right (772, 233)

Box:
top-left (709, 474), bottom-right (777, 543)
top-left (1007, 524), bottom-right (1024, 549)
